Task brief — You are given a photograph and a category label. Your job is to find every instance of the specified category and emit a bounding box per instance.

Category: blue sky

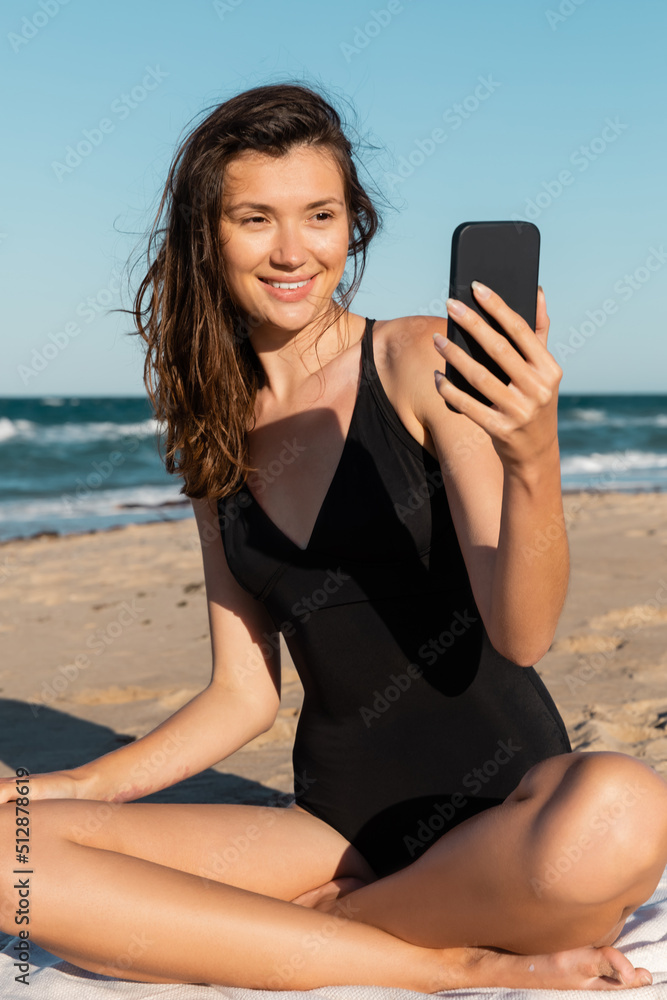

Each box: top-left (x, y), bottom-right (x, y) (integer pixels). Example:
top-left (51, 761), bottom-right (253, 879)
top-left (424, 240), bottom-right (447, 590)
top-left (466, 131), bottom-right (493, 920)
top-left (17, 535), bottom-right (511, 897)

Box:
top-left (1, 0), bottom-right (665, 396)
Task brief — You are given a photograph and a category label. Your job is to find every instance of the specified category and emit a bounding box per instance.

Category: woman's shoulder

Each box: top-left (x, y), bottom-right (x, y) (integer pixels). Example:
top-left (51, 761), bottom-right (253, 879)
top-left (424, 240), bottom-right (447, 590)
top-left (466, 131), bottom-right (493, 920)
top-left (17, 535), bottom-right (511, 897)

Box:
top-left (373, 313), bottom-right (449, 402)
top-left (375, 313), bottom-right (448, 366)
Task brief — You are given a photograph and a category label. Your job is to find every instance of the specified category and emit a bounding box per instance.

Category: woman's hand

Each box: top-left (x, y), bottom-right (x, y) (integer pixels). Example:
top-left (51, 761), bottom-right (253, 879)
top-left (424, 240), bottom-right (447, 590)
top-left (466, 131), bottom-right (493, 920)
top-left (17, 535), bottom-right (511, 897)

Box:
top-left (0, 769), bottom-right (94, 805)
top-left (433, 281), bottom-right (562, 473)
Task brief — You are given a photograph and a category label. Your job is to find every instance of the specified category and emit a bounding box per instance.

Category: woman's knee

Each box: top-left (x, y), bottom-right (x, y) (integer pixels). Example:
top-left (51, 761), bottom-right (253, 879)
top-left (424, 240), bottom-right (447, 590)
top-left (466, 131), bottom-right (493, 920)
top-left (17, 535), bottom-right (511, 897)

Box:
top-left (0, 798), bottom-right (98, 928)
top-left (527, 752), bottom-right (667, 905)
top-left (511, 750), bottom-right (667, 824)
top-left (0, 802), bottom-right (28, 934)
top-left (560, 751), bottom-right (667, 850)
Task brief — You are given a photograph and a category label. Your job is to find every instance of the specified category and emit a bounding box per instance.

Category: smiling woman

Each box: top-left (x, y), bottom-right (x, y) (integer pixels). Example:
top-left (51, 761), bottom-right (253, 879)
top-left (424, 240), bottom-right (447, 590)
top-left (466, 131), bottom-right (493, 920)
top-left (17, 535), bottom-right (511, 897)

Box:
top-left (1, 80), bottom-right (666, 993)
top-left (121, 82), bottom-right (383, 505)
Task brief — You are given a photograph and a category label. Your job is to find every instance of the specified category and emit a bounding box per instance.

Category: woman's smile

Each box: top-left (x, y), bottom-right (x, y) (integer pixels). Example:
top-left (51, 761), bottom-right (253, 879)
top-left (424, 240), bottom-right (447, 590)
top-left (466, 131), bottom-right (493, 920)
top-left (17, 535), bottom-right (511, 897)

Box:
top-left (257, 273), bottom-right (318, 301)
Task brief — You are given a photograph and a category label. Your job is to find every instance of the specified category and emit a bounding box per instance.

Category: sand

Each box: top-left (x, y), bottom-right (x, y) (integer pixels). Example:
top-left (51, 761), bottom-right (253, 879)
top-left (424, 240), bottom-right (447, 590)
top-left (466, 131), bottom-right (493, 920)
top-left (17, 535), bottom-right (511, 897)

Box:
top-left (1, 490), bottom-right (666, 802)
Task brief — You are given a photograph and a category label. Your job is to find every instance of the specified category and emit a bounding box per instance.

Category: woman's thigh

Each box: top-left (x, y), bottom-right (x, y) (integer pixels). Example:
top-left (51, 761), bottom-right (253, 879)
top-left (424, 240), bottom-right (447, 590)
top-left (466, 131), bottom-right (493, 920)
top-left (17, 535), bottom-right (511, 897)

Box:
top-left (338, 751), bottom-right (667, 953)
top-left (17, 798), bottom-right (375, 901)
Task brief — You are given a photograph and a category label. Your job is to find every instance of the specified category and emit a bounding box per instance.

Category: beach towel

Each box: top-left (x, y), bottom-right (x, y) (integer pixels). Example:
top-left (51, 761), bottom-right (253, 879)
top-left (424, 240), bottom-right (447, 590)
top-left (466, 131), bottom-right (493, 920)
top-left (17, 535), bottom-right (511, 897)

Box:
top-left (1, 864), bottom-right (666, 999)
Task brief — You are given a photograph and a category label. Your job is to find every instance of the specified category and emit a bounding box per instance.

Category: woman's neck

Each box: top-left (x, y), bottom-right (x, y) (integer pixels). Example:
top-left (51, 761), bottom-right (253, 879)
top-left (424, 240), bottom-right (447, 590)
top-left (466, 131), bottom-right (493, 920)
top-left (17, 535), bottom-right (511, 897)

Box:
top-left (248, 310), bottom-right (365, 405)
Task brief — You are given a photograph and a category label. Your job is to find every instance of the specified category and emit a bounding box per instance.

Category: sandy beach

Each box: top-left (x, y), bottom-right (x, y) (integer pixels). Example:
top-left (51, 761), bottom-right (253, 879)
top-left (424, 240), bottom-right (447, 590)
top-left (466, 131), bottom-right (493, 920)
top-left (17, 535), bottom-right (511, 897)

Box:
top-left (1, 489), bottom-right (666, 802)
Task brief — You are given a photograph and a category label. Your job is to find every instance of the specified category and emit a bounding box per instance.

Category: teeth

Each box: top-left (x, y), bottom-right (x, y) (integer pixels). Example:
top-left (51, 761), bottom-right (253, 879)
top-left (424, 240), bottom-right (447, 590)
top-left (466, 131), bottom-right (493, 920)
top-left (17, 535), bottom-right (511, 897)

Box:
top-left (262, 278), bottom-right (312, 289)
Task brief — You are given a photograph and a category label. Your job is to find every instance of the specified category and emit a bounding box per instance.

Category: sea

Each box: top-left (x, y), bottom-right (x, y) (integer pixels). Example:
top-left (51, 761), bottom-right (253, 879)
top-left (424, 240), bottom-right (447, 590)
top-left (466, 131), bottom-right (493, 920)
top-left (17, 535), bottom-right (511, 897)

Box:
top-left (1, 394), bottom-right (666, 543)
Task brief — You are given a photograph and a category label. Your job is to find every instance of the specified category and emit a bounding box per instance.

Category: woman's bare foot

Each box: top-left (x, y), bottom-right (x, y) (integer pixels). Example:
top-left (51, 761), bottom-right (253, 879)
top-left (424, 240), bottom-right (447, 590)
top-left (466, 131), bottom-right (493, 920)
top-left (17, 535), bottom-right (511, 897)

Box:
top-left (295, 883), bottom-right (653, 992)
top-left (439, 945), bottom-right (653, 993)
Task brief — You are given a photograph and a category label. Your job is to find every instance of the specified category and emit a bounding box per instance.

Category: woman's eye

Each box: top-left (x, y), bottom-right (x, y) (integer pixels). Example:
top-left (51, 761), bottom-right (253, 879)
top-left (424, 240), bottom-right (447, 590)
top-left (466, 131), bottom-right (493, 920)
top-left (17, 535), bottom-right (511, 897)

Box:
top-left (240, 211), bottom-right (334, 226)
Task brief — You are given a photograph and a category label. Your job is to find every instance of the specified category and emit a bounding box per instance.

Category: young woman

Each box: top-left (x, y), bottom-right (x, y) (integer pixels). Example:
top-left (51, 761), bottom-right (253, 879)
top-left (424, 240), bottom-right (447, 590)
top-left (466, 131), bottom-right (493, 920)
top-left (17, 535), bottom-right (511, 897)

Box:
top-left (1, 82), bottom-right (666, 993)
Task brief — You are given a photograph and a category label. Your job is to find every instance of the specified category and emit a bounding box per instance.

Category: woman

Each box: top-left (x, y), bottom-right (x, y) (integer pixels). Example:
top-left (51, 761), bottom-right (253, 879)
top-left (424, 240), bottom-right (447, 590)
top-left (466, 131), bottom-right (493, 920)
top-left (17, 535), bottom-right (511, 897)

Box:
top-left (1, 81), bottom-right (666, 992)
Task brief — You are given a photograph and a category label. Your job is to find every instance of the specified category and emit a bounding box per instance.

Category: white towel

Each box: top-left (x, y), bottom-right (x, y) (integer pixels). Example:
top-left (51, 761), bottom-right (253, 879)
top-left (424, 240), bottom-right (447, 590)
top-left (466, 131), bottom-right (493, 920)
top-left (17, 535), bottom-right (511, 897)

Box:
top-left (1, 865), bottom-right (666, 999)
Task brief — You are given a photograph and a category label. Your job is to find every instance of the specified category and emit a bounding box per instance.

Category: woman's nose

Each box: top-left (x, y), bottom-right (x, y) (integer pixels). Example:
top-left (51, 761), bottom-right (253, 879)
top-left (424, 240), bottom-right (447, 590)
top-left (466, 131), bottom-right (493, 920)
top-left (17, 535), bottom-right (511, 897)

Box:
top-left (268, 222), bottom-right (308, 267)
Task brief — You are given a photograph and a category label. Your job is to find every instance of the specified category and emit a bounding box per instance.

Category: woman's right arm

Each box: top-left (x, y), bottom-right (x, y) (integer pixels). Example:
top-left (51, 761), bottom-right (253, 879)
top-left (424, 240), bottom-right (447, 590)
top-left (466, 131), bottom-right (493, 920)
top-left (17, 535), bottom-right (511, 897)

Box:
top-left (0, 496), bottom-right (283, 804)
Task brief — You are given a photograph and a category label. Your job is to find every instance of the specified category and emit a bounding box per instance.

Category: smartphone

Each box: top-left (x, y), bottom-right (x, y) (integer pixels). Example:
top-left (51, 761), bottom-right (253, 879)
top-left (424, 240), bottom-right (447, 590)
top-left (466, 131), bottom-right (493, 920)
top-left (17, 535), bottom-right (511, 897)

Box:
top-left (444, 221), bottom-right (540, 412)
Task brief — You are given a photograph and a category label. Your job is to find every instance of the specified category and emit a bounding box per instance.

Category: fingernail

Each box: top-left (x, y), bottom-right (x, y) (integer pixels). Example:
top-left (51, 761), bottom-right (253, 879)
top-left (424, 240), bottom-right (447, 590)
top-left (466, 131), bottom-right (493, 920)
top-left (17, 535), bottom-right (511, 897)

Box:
top-left (434, 369), bottom-right (445, 385)
top-left (433, 331), bottom-right (447, 349)
top-left (640, 973), bottom-right (652, 986)
top-left (471, 280), bottom-right (490, 299)
top-left (446, 297), bottom-right (465, 317)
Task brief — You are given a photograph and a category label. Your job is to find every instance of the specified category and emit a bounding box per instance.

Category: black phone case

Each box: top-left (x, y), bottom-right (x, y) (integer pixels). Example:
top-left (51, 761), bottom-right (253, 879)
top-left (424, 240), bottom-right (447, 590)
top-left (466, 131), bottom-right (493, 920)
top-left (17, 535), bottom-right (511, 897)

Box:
top-left (445, 221), bottom-right (540, 411)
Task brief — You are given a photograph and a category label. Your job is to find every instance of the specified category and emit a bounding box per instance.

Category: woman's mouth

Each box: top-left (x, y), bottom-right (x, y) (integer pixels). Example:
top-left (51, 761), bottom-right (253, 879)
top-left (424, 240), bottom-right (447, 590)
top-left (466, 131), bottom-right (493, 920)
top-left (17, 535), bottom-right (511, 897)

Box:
top-left (257, 274), bottom-right (316, 301)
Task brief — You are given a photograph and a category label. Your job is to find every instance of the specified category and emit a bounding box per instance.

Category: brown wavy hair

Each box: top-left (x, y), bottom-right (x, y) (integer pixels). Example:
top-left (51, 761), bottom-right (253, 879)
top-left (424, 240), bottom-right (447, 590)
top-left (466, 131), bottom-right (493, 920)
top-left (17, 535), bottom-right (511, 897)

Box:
top-left (123, 80), bottom-right (386, 502)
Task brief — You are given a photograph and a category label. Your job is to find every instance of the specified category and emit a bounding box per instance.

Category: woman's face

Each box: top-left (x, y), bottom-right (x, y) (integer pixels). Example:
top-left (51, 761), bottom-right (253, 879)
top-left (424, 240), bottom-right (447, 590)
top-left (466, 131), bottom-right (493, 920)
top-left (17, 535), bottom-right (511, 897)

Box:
top-left (219, 144), bottom-right (351, 334)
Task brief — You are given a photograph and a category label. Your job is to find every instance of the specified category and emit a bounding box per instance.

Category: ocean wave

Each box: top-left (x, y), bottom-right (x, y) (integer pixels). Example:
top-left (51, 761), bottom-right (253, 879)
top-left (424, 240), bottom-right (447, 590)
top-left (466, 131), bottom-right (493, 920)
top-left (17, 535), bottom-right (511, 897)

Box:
top-left (0, 417), bottom-right (166, 446)
top-left (0, 418), bottom-right (33, 443)
top-left (559, 413), bottom-right (667, 431)
top-left (560, 450), bottom-right (667, 475)
top-left (566, 407), bottom-right (607, 423)
top-left (0, 484), bottom-right (186, 522)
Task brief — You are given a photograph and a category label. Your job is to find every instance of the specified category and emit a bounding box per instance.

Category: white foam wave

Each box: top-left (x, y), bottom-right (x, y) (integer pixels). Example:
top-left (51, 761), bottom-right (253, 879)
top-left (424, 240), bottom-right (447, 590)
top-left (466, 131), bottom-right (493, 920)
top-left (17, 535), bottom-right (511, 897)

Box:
top-left (0, 417), bottom-right (166, 446)
top-left (568, 407), bottom-right (606, 423)
top-left (0, 418), bottom-right (32, 443)
top-left (0, 484), bottom-right (186, 522)
top-left (559, 413), bottom-right (667, 431)
top-left (560, 450), bottom-right (667, 475)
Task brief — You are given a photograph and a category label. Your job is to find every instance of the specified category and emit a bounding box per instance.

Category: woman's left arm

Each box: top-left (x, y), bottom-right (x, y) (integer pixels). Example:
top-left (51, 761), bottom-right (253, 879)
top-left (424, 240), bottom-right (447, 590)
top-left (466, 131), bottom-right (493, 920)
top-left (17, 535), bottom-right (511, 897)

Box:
top-left (417, 282), bottom-right (568, 666)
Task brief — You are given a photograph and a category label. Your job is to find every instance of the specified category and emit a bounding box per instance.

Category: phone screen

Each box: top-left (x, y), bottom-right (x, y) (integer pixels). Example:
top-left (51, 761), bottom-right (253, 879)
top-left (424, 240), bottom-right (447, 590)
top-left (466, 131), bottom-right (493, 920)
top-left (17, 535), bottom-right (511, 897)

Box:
top-left (445, 221), bottom-right (540, 411)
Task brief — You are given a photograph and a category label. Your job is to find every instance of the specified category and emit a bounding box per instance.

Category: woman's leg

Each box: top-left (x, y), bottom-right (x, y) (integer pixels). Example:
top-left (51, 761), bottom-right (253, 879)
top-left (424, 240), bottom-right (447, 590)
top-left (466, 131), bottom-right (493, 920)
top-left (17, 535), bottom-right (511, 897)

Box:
top-left (324, 751), bottom-right (667, 956)
top-left (0, 798), bottom-right (444, 990)
top-left (0, 788), bottom-right (655, 990)
top-left (18, 797), bottom-right (377, 898)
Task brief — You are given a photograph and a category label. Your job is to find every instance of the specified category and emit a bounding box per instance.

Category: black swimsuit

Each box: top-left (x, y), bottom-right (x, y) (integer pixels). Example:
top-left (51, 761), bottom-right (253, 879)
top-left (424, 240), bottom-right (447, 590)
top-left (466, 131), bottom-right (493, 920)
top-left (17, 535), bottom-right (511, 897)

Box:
top-left (217, 316), bottom-right (571, 878)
